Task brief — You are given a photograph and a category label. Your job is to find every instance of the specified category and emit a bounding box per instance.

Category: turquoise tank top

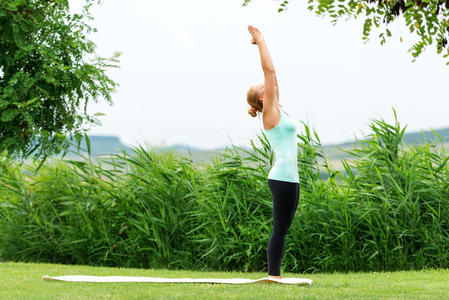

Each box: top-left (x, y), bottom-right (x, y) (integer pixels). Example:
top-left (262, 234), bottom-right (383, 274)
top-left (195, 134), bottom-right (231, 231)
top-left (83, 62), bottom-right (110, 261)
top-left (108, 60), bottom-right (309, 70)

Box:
top-left (261, 107), bottom-right (299, 183)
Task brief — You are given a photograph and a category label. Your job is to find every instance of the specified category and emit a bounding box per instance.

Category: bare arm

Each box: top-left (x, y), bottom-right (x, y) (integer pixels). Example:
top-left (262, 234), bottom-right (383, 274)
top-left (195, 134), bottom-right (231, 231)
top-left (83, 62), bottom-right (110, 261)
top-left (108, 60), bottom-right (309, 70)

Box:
top-left (258, 42), bottom-right (277, 109)
top-left (248, 26), bottom-right (277, 110)
top-left (256, 41), bottom-right (275, 74)
top-left (274, 74), bottom-right (279, 100)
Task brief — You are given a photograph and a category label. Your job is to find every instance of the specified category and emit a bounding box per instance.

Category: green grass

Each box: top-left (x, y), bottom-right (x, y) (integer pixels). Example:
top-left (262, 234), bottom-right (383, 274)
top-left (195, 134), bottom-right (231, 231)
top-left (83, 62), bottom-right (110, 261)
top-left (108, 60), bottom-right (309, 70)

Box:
top-left (1, 262), bottom-right (449, 299)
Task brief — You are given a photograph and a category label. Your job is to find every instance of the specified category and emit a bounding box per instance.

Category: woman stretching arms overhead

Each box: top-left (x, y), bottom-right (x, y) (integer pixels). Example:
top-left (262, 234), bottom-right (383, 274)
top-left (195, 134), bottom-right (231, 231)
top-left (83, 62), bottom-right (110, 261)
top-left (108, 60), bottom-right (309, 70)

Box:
top-left (246, 25), bottom-right (300, 280)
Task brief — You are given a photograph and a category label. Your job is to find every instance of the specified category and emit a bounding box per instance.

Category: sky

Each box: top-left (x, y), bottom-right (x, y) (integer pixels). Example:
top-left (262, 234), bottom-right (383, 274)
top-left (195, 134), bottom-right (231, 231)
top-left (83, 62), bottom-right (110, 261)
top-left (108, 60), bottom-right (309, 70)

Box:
top-left (69, 0), bottom-right (448, 150)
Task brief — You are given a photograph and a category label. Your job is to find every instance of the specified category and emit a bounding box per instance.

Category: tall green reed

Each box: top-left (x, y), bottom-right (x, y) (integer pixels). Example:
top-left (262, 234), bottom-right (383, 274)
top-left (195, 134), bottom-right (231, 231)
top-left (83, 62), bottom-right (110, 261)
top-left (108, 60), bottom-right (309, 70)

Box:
top-left (1, 112), bottom-right (449, 273)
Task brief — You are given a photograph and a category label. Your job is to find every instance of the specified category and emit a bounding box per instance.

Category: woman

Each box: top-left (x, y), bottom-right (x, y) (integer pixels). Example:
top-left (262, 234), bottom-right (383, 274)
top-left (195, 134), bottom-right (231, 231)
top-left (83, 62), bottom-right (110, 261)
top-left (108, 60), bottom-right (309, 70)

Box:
top-left (246, 25), bottom-right (300, 280)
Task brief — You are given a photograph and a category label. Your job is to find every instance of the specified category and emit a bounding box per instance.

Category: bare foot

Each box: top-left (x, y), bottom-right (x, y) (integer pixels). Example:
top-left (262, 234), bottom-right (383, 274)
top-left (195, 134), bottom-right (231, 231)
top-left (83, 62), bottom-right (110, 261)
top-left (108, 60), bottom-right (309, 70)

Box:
top-left (268, 275), bottom-right (282, 280)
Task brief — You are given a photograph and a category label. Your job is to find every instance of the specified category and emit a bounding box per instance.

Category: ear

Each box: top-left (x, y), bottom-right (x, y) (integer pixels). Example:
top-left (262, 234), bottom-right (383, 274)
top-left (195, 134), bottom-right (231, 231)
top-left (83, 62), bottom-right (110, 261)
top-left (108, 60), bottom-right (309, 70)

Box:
top-left (258, 95), bottom-right (264, 102)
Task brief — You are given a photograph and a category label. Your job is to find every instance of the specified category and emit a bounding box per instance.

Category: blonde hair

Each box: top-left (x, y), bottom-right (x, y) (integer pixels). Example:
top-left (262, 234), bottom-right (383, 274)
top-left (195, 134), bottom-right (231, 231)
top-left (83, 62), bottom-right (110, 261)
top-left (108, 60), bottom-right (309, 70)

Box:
top-left (246, 86), bottom-right (263, 118)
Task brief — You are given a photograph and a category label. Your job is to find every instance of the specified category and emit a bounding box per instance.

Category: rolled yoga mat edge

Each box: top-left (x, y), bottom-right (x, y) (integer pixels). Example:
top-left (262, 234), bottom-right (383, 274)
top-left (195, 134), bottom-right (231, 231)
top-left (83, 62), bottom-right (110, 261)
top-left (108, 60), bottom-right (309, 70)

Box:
top-left (42, 275), bottom-right (312, 285)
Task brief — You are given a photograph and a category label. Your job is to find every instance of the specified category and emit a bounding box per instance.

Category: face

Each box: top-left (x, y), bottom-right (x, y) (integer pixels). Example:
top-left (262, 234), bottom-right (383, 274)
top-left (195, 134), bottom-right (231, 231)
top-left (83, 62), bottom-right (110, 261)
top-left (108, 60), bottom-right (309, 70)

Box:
top-left (254, 84), bottom-right (265, 102)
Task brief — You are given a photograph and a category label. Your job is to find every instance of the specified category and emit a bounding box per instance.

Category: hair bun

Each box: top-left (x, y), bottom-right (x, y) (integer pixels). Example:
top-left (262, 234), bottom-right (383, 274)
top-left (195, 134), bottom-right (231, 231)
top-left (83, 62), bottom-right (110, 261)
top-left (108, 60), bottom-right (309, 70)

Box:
top-left (248, 106), bottom-right (257, 118)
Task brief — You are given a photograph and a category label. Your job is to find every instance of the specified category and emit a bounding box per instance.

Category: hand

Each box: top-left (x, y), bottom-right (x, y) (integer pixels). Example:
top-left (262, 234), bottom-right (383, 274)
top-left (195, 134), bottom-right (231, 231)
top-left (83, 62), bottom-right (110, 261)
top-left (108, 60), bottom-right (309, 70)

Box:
top-left (248, 25), bottom-right (264, 45)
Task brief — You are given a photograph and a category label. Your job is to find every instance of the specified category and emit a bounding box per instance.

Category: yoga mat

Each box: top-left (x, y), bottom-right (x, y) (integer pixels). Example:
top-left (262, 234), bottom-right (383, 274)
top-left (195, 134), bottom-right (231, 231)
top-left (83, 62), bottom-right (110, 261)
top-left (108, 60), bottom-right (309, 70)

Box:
top-left (42, 275), bottom-right (312, 285)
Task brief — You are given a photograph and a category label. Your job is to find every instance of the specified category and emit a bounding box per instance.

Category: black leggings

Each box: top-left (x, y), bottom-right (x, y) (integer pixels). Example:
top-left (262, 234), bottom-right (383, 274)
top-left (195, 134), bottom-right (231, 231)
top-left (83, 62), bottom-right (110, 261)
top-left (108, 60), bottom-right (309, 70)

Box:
top-left (267, 179), bottom-right (300, 276)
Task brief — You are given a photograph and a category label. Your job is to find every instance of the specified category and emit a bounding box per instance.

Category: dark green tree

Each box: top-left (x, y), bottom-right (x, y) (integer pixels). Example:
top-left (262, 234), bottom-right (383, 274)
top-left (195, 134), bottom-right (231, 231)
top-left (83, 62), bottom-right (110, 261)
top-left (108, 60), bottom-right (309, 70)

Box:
top-left (0, 0), bottom-right (120, 162)
top-left (243, 0), bottom-right (449, 64)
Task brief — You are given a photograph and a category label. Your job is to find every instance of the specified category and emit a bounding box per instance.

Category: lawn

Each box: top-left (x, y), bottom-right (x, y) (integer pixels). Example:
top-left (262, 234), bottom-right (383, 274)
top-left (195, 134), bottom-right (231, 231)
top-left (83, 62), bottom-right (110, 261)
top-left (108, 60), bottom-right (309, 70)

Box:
top-left (1, 262), bottom-right (449, 299)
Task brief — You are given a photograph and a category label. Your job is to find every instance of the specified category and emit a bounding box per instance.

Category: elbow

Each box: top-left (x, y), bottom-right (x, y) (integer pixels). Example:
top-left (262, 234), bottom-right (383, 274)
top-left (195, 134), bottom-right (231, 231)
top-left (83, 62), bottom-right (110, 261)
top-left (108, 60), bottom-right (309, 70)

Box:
top-left (263, 68), bottom-right (275, 75)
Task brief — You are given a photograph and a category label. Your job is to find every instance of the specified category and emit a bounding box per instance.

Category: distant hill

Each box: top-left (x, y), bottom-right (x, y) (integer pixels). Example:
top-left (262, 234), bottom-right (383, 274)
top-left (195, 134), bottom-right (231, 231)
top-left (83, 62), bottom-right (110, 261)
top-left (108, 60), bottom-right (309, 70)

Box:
top-left (56, 126), bottom-right (449, 165)
top-left (163, 143), bottom-right (201, 152)
top-left (64, 135), bottom-right (132, 157)
top-left (321, 126), bottom-right (449, 161)
top-left (401, 127), bottom-right (449, 144)
top-left (325, 126), bottom-right (449, 148)
top-left (61, 137), bottom-right (215, 164)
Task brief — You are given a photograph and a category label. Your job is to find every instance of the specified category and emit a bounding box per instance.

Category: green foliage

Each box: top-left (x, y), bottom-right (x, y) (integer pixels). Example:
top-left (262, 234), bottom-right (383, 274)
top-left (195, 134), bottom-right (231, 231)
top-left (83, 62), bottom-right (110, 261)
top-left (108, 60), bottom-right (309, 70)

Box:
top-left (0, 0), bottom-right (120, 162)
top-left (243, 0), bottom-right (449, 64)
top-left (1, 113), bottom-right (449, 273)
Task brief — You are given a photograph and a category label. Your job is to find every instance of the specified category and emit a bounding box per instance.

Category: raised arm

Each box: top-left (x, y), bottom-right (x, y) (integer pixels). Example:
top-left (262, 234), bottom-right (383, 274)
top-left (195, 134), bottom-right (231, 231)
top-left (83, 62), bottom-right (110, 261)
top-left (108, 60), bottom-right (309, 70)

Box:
top-left (274, 73), bottom-right (279, 100)
top-left (248, 25), bottom-right (277, 110)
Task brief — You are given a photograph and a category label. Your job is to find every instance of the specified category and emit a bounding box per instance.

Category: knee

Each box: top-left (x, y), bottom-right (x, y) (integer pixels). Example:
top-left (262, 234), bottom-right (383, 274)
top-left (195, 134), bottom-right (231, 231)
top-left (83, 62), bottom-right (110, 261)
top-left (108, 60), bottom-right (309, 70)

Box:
top-left (272, 227), bottom-right (288, 238)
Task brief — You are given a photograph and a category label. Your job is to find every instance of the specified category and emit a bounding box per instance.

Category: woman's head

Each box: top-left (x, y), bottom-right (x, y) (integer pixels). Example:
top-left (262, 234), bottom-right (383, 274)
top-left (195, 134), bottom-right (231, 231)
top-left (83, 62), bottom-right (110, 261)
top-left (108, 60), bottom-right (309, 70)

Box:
top-left (247, 84), bottom-right (264, 118)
